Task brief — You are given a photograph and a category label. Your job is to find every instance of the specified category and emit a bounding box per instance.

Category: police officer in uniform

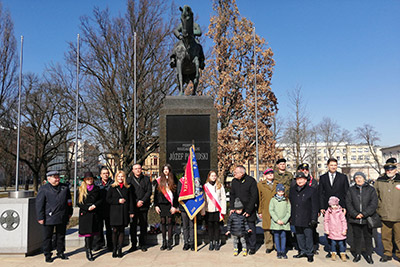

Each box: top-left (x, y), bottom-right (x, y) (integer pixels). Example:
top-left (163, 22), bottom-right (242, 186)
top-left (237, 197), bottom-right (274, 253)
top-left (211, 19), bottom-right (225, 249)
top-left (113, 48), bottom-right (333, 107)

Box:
top-left (375, 158), bottom-right (400, 262)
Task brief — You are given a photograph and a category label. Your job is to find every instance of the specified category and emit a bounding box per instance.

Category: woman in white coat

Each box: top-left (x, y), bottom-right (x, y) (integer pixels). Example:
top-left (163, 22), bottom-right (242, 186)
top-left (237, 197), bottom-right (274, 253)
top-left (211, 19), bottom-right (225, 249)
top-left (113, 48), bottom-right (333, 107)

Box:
top-left (203, 171), bottom-right (226, 251)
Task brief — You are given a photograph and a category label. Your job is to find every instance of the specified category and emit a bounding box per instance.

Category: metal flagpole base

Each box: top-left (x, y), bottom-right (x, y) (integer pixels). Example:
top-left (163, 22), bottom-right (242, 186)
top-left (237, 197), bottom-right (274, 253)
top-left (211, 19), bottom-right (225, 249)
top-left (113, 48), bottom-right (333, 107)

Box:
top-left (8, 191), bottom-right (34, 198)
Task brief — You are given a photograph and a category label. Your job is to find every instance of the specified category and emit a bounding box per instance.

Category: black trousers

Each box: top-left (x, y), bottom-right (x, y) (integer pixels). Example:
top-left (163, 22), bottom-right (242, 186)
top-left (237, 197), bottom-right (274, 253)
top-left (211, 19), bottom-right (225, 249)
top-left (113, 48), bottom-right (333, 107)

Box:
top-left (352, 223), bottom-right (373, 255)
top-left (95, 215), bottom-right (112, 248)
top-left (42, 224), bottom-right (67, 256)
top-left (130, 210), bottom-right (148, 246)
top-left (247, 221), bottom-right (257, 251)
top-left (181, 211), bottom-right (194, 245)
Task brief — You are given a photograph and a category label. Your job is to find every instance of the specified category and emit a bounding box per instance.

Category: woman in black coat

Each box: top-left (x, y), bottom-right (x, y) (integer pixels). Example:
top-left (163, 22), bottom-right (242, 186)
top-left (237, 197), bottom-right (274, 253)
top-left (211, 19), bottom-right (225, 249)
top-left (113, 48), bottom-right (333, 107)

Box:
top-left (78, 171), bottom-right (102, 261)
top-left (346, 172), bottom-right (378, 264)
top-left (106, 170), bottom-right (135, 258)
top-left (154, 164), bottom-right (178, 250)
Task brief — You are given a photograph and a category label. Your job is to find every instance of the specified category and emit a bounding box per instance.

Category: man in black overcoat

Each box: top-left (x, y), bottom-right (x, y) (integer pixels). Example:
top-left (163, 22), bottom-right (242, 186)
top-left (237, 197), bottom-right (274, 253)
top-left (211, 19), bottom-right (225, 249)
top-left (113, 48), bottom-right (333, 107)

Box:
top-left (94, 167), bottom-right (114, 251)
top-left (127, 163), bottom-right (152, 252)
top-left (290, 172), bottom-right (319, 262)
top-left (229, 165), bottom-right (258, 255)
top-left (36, 171), bottom-right (73, 263)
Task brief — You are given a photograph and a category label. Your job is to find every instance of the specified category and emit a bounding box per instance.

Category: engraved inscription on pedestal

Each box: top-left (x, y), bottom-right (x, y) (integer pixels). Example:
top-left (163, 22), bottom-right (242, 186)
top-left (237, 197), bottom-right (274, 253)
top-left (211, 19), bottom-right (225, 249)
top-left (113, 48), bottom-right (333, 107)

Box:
top-left (167, 115), bottom-right (210, 180)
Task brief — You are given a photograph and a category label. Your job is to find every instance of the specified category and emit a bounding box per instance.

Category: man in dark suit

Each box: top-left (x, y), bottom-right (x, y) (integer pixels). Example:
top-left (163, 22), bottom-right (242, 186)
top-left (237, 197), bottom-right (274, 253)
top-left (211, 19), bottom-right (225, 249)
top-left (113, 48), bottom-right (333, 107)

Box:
top-left (319, 158), bottom-right (349, 258)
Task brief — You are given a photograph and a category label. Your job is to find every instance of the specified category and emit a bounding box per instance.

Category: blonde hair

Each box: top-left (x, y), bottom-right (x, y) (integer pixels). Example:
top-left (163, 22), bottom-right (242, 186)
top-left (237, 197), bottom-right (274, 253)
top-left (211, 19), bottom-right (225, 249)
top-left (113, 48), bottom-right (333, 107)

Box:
top-left (112, 170), bottom-right (130, 188)
top-left (206, 171), bottom-right (222, 190)
top-left (78, 177), bottom-right (92, 204)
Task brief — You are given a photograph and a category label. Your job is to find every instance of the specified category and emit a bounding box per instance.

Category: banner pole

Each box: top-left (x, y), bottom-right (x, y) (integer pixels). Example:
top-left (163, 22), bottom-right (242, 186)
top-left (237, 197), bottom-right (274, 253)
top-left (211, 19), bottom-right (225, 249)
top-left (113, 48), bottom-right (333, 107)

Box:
top-left (194, 216), bottom-right (197, 252)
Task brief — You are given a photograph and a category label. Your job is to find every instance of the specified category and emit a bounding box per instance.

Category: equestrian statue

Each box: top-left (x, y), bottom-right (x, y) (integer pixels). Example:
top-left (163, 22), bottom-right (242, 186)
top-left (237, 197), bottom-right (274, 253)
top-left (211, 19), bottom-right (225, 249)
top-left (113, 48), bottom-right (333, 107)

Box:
top-left (170, 6), bottom-right (205, 96)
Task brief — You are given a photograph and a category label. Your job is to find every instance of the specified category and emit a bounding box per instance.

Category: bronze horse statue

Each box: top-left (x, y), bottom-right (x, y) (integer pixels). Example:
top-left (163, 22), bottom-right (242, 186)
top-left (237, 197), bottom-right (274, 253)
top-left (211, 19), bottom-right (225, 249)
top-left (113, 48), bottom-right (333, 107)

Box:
top-left (170, 6), bottom-right (205, 95)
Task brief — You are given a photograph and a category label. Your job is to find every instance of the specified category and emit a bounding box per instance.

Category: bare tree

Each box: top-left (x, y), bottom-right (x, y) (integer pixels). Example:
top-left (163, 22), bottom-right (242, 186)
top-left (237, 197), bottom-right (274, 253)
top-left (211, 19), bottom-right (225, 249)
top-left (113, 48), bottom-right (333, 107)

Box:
top-left (282, 86), bottom-right (314, 167)
top-left (0, 3), bottom-right (18, 120)
top-left (355, 124), bottom-right (382, 174)
top-left (0, 74), bottom-right (75, 192)
top-left (68, 0), bottom-right (176, 174)
top-left (271, 115), bottom-right (284, 147)
top-left (317, 117), bottom-right (352, 158)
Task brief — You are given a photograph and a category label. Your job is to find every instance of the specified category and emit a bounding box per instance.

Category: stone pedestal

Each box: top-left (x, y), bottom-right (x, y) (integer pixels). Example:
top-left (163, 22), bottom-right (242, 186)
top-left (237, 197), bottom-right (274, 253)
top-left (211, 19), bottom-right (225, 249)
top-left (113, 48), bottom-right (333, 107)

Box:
top-left (0, 197), bottom-right (42, 255)
top-left (159, 96), bottom-right (217, 183)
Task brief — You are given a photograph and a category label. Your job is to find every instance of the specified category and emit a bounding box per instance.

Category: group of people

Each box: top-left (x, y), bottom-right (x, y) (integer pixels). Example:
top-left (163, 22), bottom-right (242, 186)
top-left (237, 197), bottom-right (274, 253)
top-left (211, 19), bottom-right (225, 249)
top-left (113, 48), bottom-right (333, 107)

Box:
top-left (35, 157), bottom-right (400, 264)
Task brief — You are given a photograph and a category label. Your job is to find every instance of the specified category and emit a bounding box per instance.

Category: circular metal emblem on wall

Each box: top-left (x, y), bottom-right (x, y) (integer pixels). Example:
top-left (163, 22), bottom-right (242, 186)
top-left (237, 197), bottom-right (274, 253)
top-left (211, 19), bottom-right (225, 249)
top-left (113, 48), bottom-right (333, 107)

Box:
top-left (0, 210), bottom-right (20, 231)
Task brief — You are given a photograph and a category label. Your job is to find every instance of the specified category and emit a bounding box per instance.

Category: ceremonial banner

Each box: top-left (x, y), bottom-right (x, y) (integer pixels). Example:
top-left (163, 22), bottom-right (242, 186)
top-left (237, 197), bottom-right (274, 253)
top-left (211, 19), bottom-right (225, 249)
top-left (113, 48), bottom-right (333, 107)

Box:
top-left (179, 145), bottom-right (205, 220)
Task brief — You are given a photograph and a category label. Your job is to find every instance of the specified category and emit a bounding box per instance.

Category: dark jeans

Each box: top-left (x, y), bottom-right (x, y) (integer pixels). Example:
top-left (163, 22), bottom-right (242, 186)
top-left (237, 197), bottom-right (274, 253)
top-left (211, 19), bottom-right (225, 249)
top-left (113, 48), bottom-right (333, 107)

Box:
top-left (42, 223), bottom-right (67, 256)
top-left (130, 210), bottom-right (148, 247)
top-left (295, 226), bottom-right (313, 256)
top-left (95, 215), bottom-right (112, 248)
top-left (352, 223), bottom-right (373, 255)
top-left (331, 239), bottom-right (346, 253)
top-left (273, 230), bottom-right (287, 253)
top-left (181, 211), bottom-right (194, 245)
top-left (247, 221), bottom-right (257, 251)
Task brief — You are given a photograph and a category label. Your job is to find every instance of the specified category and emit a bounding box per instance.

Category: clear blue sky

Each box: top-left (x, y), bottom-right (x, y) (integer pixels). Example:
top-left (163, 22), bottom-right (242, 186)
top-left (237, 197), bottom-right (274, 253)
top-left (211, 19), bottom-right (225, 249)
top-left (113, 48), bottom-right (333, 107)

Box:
top-left (2, 0), bottom-right (399, 147)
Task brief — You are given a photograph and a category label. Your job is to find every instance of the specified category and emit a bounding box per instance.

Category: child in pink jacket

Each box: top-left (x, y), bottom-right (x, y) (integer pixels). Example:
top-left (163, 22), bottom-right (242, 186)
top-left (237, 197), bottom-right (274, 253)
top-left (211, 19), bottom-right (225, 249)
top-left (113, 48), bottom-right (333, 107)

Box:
top-left (324, 196), bottom-right (347, 261)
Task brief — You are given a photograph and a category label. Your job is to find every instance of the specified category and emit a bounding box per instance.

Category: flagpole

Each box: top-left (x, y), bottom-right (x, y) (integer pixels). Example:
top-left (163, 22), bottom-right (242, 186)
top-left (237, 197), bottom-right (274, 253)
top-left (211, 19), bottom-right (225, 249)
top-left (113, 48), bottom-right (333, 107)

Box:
top-left (194, 216), bottom-right (198, 252)
top-left (254, 27), bottom-right (259, 181)
top-left (133, 31), bottom-right (137, 163)
top-left (15, 36), bottom-right (23, 191)
top-left (74, 34), bottom-right (80, 207)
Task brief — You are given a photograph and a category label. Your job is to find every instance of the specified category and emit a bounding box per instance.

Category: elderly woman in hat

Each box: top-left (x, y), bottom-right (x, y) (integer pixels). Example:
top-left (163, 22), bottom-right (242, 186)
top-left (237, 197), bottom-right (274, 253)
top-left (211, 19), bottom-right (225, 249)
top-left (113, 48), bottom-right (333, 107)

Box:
top-left (346, 172), bottom-right (378, 264)
top-left (78, 171), bottom-right (102, 261)
top-left (257, 168), bottom-right (277, 253)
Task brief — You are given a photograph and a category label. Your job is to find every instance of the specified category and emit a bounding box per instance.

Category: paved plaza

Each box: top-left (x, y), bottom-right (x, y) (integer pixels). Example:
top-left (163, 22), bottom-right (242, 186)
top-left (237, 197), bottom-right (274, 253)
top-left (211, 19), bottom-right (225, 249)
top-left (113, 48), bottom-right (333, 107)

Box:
top-left (1, 215), bottom-right (399, 267)
top-left (0, 240), bottom-right (399, 267)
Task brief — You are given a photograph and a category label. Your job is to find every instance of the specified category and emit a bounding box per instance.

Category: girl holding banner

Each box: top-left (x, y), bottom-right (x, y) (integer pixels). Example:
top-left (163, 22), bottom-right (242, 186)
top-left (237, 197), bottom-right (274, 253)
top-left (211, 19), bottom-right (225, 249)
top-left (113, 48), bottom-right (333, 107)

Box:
top-left (203, 171), bottom-right (226, 251)
top-left (154, 164), bottom-right (178, 251)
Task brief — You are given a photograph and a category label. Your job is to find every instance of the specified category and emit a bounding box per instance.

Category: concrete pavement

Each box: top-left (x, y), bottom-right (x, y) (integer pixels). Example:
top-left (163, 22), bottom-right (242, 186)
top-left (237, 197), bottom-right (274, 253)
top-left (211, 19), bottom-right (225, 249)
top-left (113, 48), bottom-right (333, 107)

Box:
top-left (1, 212), bottom-right (399, 267)
top-left (0, 239), bottom-right (398, 267)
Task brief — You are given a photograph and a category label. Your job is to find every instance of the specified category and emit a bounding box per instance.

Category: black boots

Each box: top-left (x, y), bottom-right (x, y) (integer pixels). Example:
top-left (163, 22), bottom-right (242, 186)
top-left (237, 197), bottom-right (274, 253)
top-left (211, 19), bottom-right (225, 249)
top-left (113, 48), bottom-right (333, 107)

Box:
top-left (45, 254), bottom-right (53, 263)
top-left (214, 240), bottom-right (221, 251)
top-left (85, 237), bottom-right (94, 261)
top-left (160, 239), bottom-right (173, 250)
top-left (117, 247), bottom-right (123, 258)
top-left (353, 254), bottom-right (361, 262)
top-left (209, 241), bottom-right (215, 251)
top-left (160, 240), bottom-right (167, 251)
top-left (167, 240), bottom-right (173, 251)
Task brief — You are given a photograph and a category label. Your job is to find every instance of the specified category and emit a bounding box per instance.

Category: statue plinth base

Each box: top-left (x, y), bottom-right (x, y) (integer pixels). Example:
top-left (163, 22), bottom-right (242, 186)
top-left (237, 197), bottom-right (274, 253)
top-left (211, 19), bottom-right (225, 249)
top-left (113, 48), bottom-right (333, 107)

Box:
top-left (159, 96), bottom-right (217, 183)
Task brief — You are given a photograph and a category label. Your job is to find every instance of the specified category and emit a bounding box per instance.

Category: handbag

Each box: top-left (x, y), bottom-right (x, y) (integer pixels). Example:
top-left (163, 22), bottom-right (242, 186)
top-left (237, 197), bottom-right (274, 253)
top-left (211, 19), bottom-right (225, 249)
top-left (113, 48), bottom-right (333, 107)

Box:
top-left (366, 212), bottom-right (382, 228)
